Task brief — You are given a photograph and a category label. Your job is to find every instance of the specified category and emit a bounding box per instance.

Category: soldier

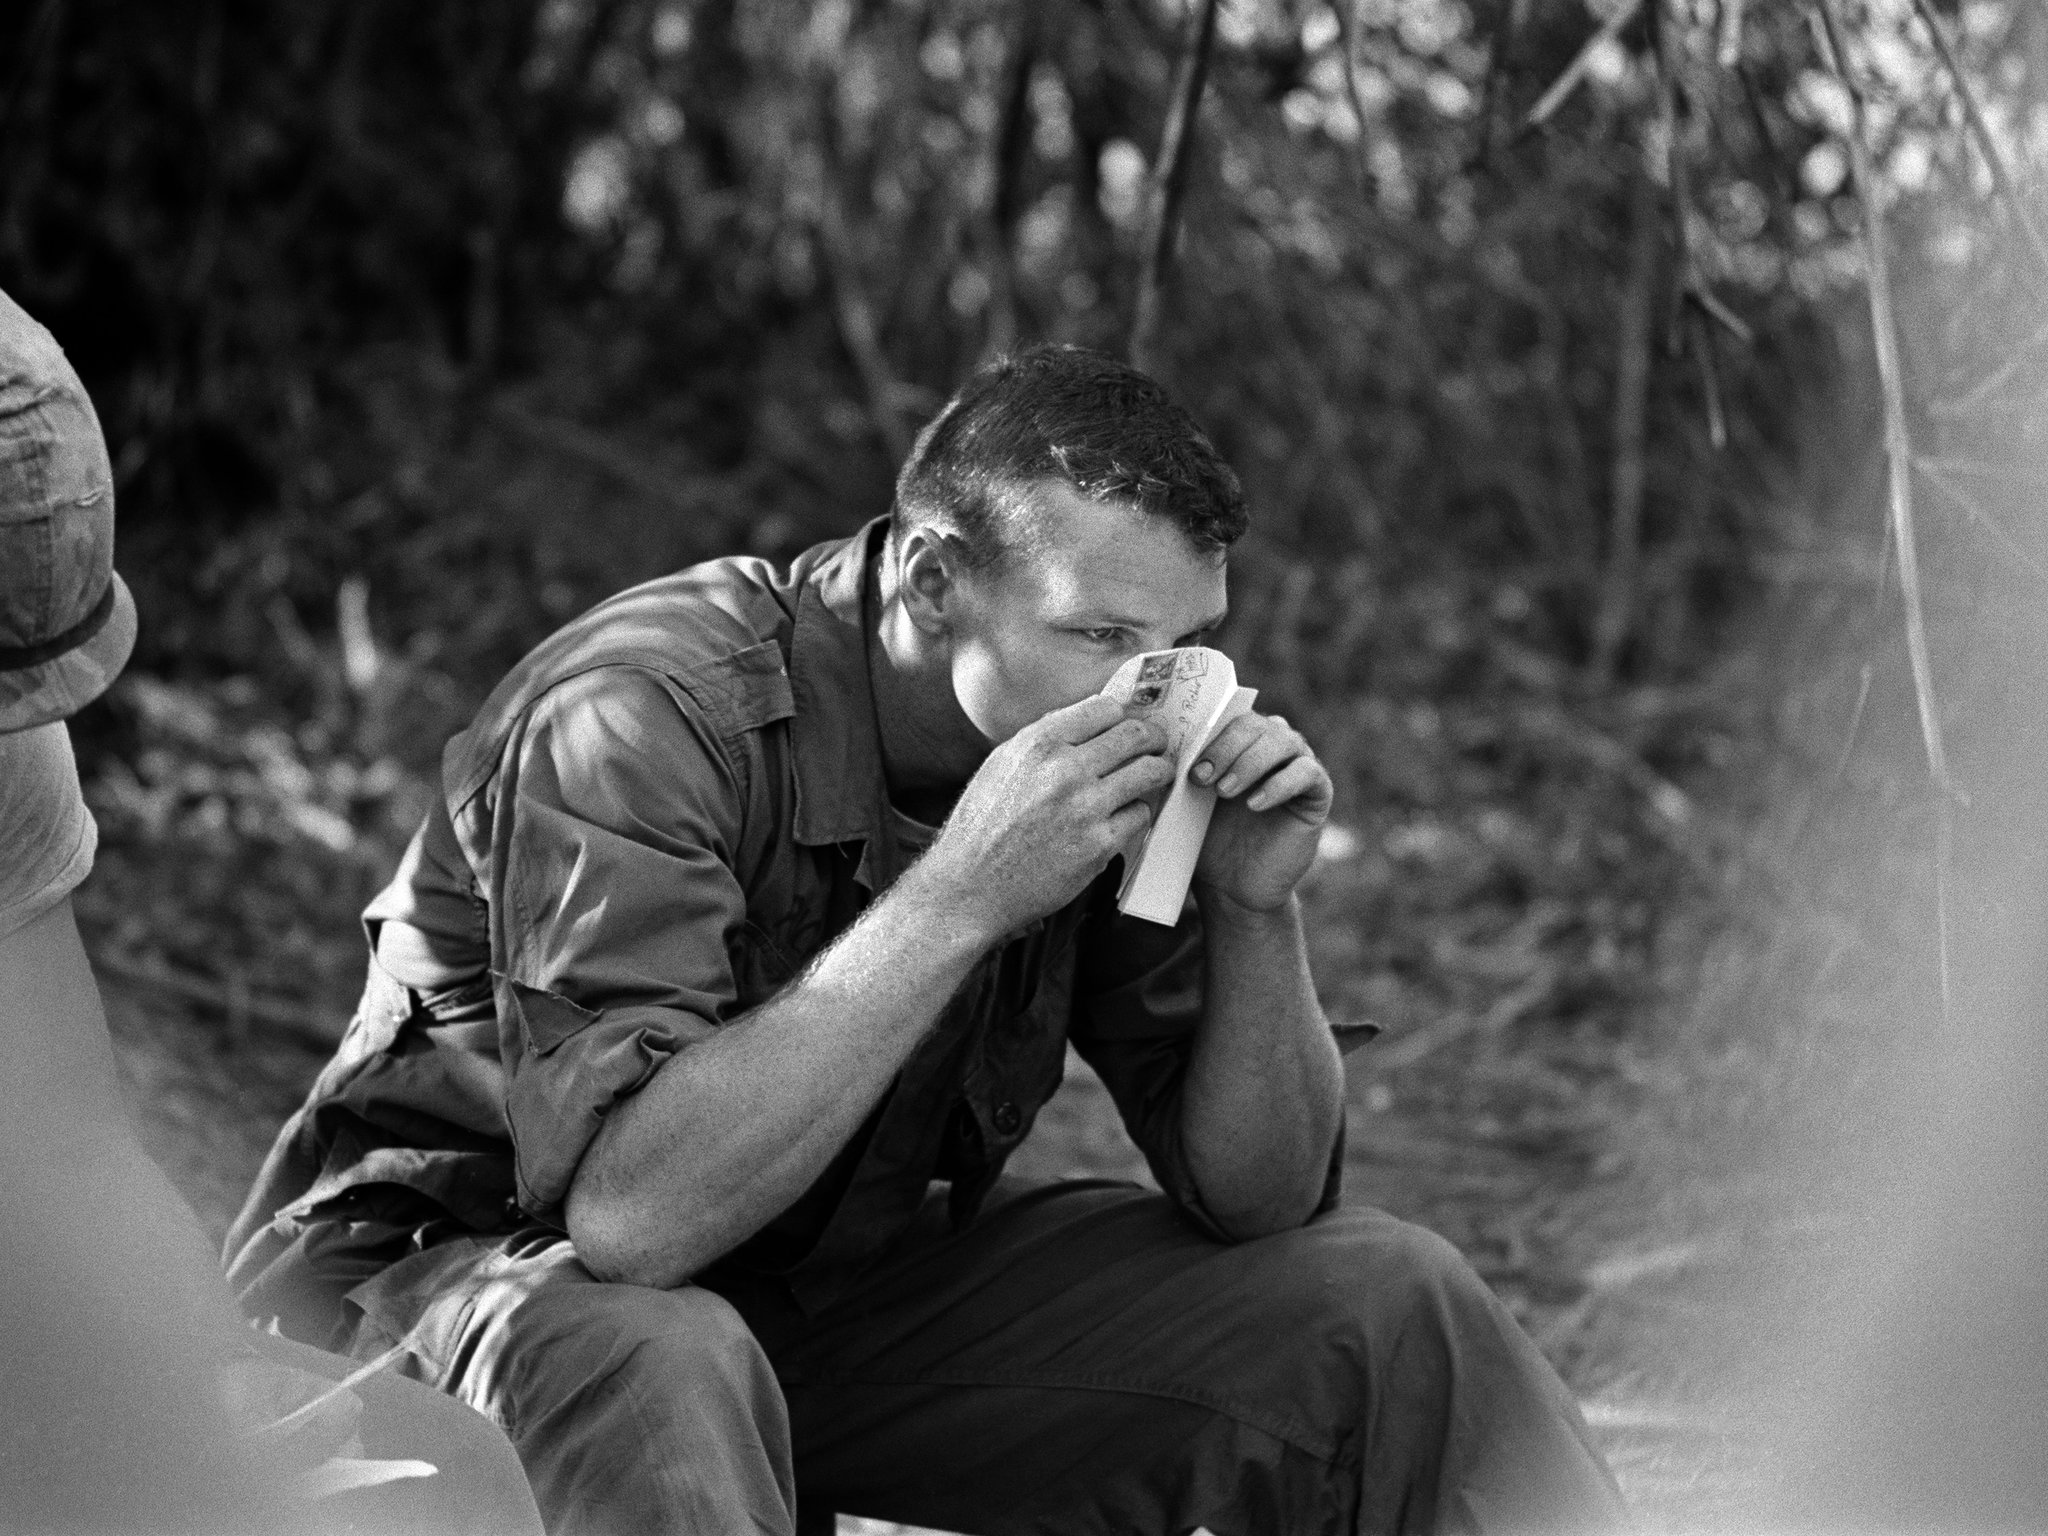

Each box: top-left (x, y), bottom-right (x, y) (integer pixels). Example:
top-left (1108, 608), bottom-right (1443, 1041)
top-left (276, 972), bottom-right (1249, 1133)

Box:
top-left (231, 344), bottom-right (1628, 1534)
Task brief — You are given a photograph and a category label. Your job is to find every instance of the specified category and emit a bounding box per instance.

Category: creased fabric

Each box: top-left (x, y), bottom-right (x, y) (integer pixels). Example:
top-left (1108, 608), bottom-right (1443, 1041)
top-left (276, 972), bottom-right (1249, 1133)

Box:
top-left (226, 521), bottom-right (1265, 1328)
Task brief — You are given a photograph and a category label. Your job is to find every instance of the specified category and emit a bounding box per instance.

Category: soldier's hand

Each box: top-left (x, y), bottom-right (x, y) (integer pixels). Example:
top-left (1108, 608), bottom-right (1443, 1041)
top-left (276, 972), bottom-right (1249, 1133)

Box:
top-left (1190, 711), bottom-right (1332, 912)
top-left (924, 695), bottom-right (1173, 939)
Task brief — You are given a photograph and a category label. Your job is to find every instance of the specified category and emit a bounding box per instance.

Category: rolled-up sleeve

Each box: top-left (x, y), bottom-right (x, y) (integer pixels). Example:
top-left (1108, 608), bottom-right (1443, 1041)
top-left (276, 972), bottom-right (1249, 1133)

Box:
top-left (1071, 896), bottom-right (1344, 1241)
top-left (478, 666), bottom-right (754, 1220)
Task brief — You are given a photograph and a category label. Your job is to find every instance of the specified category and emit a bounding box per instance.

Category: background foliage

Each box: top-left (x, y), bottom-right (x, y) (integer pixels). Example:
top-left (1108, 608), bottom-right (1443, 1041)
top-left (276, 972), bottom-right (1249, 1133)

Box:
top-left (5, 0), bottom-right (2045, 1516)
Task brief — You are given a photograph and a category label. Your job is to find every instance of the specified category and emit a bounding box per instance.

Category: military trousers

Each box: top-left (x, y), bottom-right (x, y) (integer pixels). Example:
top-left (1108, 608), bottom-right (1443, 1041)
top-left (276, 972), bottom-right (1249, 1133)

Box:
top-left (313, 1179), bottom-right (1628, 1535)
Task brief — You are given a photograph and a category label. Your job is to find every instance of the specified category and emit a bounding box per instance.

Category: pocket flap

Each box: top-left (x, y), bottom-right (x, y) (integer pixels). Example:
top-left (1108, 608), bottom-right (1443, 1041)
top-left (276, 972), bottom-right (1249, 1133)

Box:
top-left (505, 978), bottom-right (602, 1056)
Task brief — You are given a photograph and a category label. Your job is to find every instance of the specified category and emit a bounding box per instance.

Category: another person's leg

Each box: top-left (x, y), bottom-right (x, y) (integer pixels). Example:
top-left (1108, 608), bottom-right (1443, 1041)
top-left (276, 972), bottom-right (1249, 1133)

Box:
top-left (244, 1329), bottom-right (545, 1536)
top-left (734, 1180), bottom-right (1627, 1536)
top-left (306, 1228), bottom-right (800, 1535)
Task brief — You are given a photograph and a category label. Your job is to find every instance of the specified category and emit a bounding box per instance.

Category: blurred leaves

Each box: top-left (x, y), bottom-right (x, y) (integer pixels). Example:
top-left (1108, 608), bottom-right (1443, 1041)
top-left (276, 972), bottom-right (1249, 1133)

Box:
top-left (16, 16), bottom-right (2046, 1513)
top-left (6, 0), bottom-right (2039, 669)
top-left (6, 0), bottom-right (2043, 1254)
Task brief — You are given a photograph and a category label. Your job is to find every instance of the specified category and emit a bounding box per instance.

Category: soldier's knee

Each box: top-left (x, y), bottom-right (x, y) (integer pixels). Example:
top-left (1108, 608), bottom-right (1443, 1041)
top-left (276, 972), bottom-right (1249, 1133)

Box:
top-left (472, 1275), bottom-right (793, 1531)
top-left (499, 1276), bottom-right (775, 1423)
top-left (1278, 1208), bottom-right (1494, 1339)
top-left (576, 1283), bottom-right (764, 1382)
top-left (1359, 1213), bottom-right (1480, 1296)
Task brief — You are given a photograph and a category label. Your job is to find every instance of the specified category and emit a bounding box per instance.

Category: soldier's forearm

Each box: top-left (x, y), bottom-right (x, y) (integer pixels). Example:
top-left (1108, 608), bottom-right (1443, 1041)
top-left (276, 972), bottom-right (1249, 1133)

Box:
top-left (564, 860), bottom-right (997, 1290)
top-left (1179, 892), bottom-right (1345, 1240)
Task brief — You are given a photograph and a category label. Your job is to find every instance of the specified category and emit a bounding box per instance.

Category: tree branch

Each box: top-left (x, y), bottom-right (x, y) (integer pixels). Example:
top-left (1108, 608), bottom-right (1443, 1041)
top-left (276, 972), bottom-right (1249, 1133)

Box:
top-left (1591, 171), bottom-right (1661, 683)
top-left (1520, 0), bottom-right (1645, 137)
top-left (1815, 0), bottom-right (1956, 1015)
top-left (816, 188), bottom-right (915, 463)
top-left (1471, 0), bottom-right (1534, 167)
top-left (1331, 0), bottom-right (1378, 183)
top-left (1813, 2), bottom-right (1951, 799)
top-left (1716, 0), bottom-right (1749, 68)
top-left (1653, 0), bottom-right (1690, 353)
top-left (982, 5), bottom-right (1044, 360)
top-left (1689, 309), bottom-right (1727, 450)
top-left (1130, 0), bottom-right (1222, 374)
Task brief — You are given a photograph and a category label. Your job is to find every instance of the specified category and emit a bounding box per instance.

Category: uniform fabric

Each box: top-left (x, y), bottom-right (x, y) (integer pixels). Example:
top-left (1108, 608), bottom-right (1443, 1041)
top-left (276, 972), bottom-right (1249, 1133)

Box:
top-left (294, 1179), bottom-right (1626, 1535)
top-left (227, 520), bottom-right (1624, 1533)
top-left (0, 722), bottom-right (96, 942)
top-left (0, 285), bottom-right (137, 733)
top-left (227, 519), bottom-right (1344, 1329)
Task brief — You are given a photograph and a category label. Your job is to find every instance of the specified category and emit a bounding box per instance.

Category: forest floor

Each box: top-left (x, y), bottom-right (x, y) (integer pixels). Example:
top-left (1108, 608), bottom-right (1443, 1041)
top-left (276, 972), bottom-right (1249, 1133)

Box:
top-left (71, 464), bottom-right (1947, 1534)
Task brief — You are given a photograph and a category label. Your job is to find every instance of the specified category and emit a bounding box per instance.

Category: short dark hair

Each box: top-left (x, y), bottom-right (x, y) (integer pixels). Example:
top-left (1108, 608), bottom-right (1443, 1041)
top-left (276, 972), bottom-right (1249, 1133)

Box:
top-left (890, 344), bottom-right (1248, 568)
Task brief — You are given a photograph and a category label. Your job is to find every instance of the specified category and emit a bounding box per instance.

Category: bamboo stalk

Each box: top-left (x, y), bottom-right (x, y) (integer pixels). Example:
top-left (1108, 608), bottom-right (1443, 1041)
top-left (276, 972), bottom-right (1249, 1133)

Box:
top-left (1653, 0), bottom-right (1689, 353)
top-left (1829, 663), bottom-right (1875, 788)
top-left (1690, 309), bottom-right (1727, 450)
top-left (1330, 0), bottom-right (1378, 182)
top-left (1470, 0), bottom-right (1533, 166)
top-left (816, 169), bottom-right (914, 463)
top-left (1909, 0), bottom-right (2048, 281)
top-left (1521, 0), bottom-right (1645, 136)
top-left (1737, 58), bottom-right (1800, 219)
top-left (980, 6), bottom-right (1043, 361)
top-left (1591, 172), bottom-right (1661, 683)
top-left (1131, 0), bottom-right (1222, 373)
top-left (1689, 285), bottom-right (1754, 345)
top-left (1717, 0), bottom-right (1749, 68)
top-left (1814, 0), bottom-right (1955, 1016)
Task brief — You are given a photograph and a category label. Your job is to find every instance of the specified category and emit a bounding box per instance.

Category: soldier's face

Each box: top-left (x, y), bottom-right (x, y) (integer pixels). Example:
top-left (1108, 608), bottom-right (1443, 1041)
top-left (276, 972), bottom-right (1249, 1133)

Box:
top-left (944, 480), bottom-right (1229, 744)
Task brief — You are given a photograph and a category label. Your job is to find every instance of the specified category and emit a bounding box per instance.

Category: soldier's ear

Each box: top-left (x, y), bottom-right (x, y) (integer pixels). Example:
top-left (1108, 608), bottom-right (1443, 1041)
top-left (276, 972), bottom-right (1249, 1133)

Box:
top-left (897, 525), bottom-right (964, 637)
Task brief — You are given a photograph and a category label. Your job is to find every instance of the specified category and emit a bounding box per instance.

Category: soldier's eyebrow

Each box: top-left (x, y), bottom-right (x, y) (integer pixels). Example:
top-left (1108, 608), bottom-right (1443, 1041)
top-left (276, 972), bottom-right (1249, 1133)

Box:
top-left (1058, 605), bottom-right (1228, 633)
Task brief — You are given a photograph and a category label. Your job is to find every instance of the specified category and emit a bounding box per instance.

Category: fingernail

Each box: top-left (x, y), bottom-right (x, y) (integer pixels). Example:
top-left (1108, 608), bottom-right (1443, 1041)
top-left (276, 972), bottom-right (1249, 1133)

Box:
top-left (1217, 774), bottom-right (1238, 795)
top-left (1192, 762), bottom-right (1214, 784)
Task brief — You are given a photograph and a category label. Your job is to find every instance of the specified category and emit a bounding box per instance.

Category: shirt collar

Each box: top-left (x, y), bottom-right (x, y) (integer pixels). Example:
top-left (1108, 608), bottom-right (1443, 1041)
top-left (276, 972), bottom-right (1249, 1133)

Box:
top-left (788, 517), bottom-right (891, 852)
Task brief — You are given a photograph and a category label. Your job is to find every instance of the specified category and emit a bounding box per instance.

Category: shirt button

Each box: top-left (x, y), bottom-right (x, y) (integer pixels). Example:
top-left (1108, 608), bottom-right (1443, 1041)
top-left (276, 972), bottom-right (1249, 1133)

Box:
top-left (992, 1101), bottom-right (1022, 1136)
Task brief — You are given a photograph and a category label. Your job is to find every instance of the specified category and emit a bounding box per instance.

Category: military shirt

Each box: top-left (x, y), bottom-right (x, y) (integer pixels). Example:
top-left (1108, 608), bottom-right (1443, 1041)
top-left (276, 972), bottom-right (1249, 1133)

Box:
top-left (226, 519), bottom-right (1341, 1317)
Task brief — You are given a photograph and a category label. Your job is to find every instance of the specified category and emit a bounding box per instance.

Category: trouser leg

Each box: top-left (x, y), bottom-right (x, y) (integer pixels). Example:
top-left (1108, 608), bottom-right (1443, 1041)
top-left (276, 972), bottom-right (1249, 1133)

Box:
top-left (344, 1232), bottom-right (799, 1536)
top-left (726, 1180), bottom-right (1627, 1536)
